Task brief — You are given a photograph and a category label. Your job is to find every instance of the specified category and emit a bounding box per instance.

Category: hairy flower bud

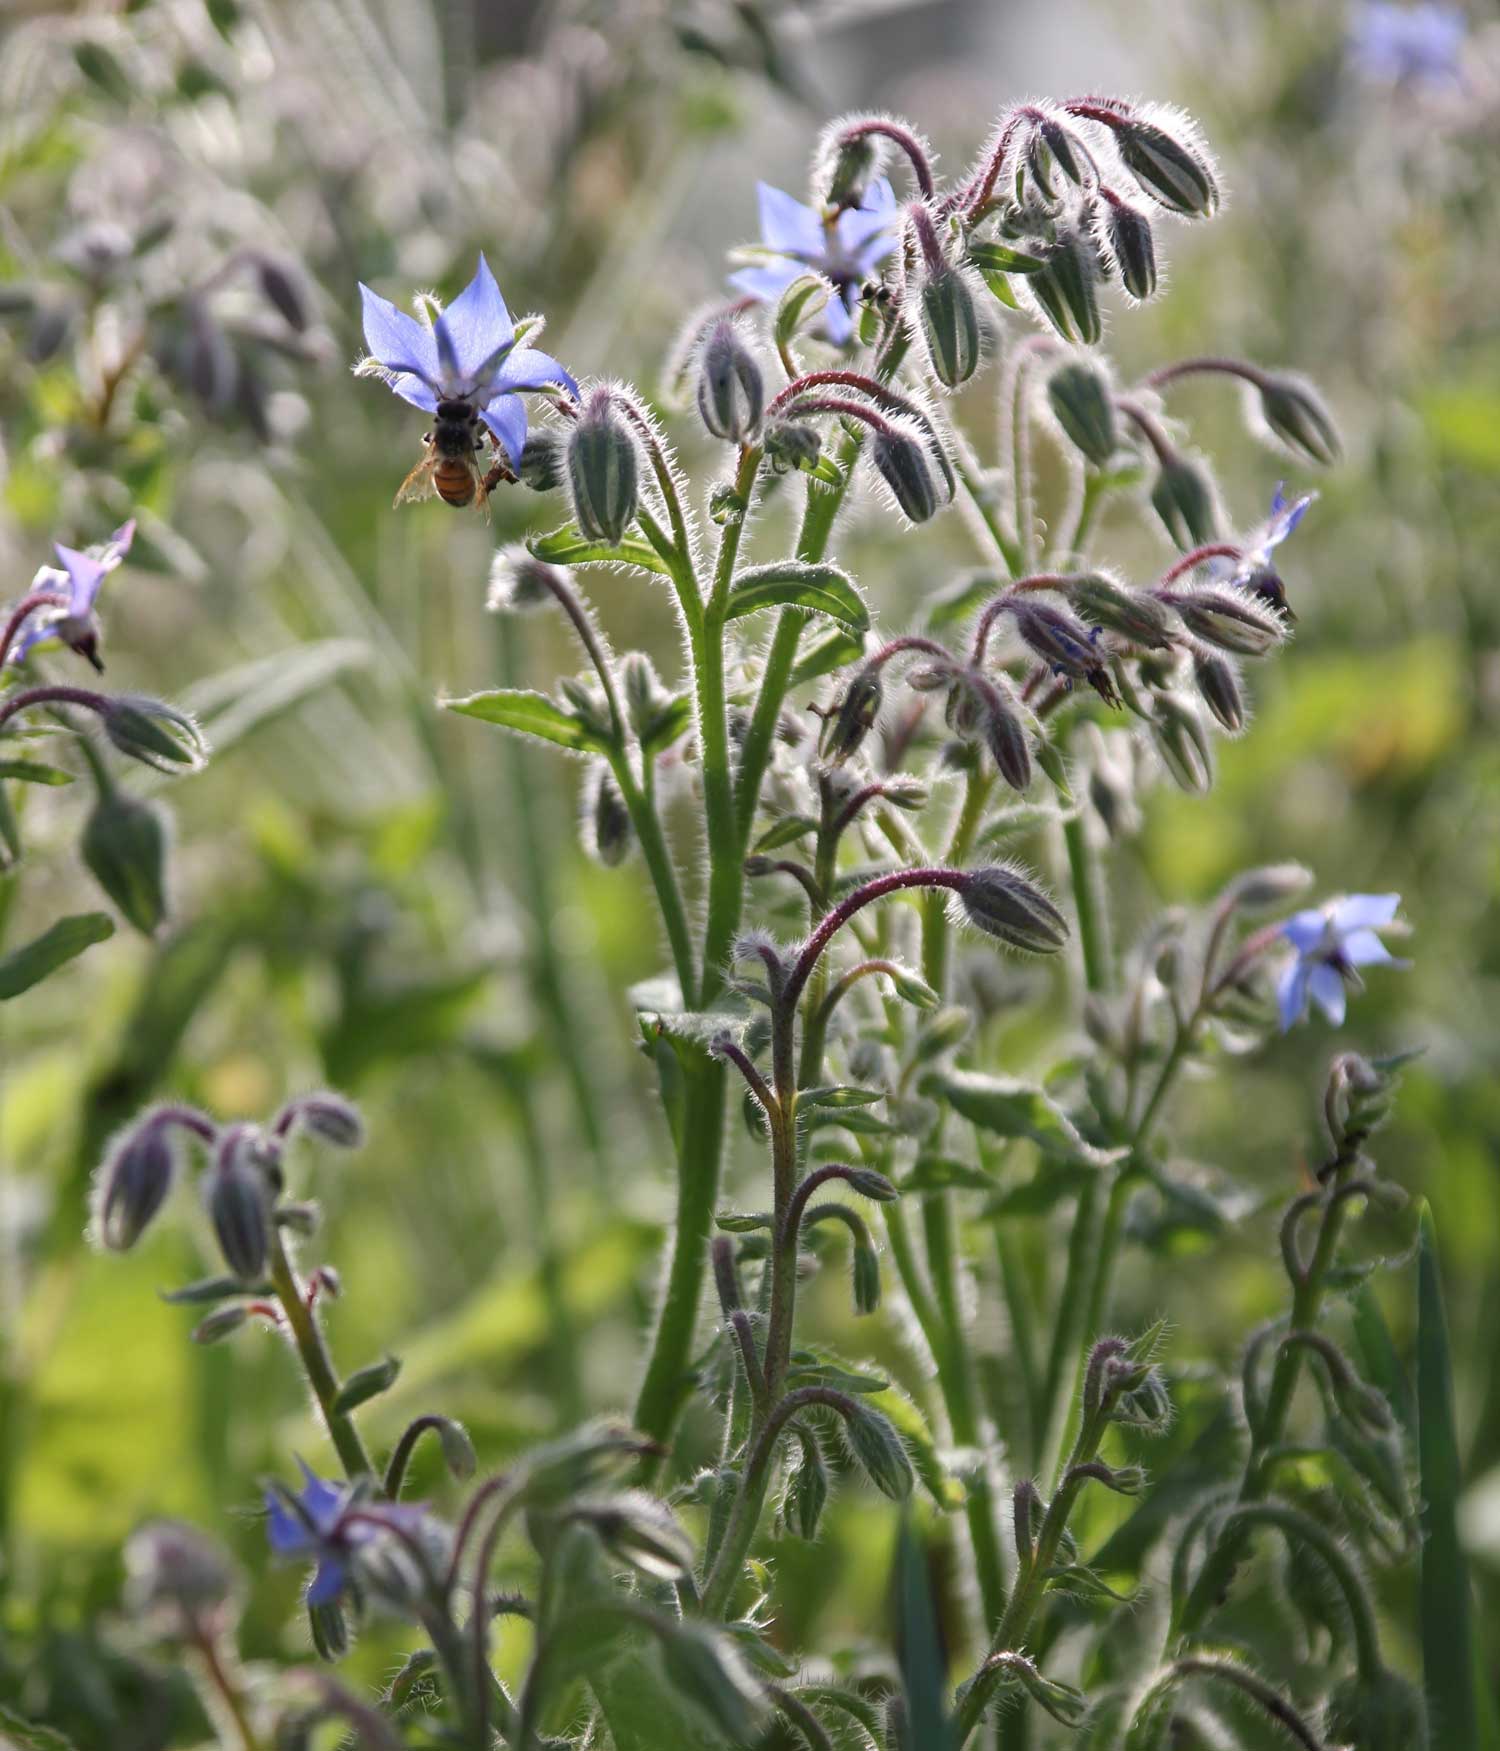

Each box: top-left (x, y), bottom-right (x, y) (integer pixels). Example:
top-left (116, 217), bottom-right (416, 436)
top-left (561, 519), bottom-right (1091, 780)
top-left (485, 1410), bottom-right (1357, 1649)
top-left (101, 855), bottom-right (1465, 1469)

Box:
top-left (286, 1092), bottom-right (364, 1149)
top-left (1325, 1670), bottom-right (1427, 1751)
top-left (871, 427), bottom-right (944, 522)
top-left (487, 547), bottom-right (563, 613)
top-left (567, 390), bottom-right (639, 545)
top-left (843, 1402), bottom-right (914, 1499)
top-left (82, 788), bottom-right (169, 936)
top-left (763, 418), bottom-right (823, 475)
top-left (821, 131), bottom-right (882, 210)
top-left (786, 1434), bottom-right (829, 1539)
top-left (192, 1304), bottom-right (249, 1345)
top-left (1104, 197), bottom-right (1157, 301)
top-left (125, 1520), bottom-right (238, 1633)
top-left (959, 865), bottom-right (1069, 954)
top-left (1047, 359), bottom-right (1118, 465)
top-left (1163, 585), bottom-right (1287, 656)
top-left (1151, 691), bottom-right (1215, 793)
top-left (585, 763), bottom-right (634, 867)
top-left (822, 668), bottom-right (883, 762)
top-left (696, 320), bottom-right (764, 443)
top-left (1068, 572), bottom-right (1178, 648)
top-left (574, 1491), bottom-right (695, 1582)
top-left (1109, 112), bottom-right (1220, 217)
top-left (919, 265), bottom-right (982, 389)
top-left (103, 695), bottom-right (209, 773)
top-left (1150, 452), bottom-right (1220, 549)
top-left (1029, 230), bottom-right (1102, 346)
top-left (1254, 373), bottom-right (1341, 466)
top-left (94, 1117), bottom-right (177, 1250)
top-left (205, 1126), bottom-right (271, 1282)
top-left (981, 684), bottom-right (1033, 791)
top-left (518, 428), bottom-right (566, 491)
top-left (1007, 598), bottom-right (1117, 701)
top-left (1222, 862), bottom-right (1313, 911)
top-left (1192, 646), bottom-right (1246, 732)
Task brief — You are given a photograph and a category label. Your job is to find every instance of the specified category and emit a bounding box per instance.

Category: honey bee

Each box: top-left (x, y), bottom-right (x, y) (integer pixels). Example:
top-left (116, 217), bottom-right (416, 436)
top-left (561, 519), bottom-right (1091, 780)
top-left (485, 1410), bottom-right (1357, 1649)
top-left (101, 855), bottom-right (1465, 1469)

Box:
top-left (395, 398), bottom-right (514, 513)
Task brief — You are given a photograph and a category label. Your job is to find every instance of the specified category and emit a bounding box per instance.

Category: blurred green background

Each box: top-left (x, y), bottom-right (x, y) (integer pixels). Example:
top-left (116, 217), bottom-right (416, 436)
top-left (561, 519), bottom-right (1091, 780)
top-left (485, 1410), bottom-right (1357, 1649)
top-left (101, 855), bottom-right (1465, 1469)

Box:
top-left (0, 0), bottom-right (1496, 1739)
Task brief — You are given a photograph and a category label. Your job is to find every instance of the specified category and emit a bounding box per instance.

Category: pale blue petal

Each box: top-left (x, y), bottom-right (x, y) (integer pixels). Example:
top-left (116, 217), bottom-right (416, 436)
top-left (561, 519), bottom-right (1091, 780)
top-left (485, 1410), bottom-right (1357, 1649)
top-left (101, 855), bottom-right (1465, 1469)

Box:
top-left (822, 292), bottom-right (856, 346)
top-left (1280, 909), bottom-right (1328, 951)
top-left (359, 283), bottom-right (439, 384)
top-left (1342, 929), bottom-right (1398, 967)
top-left (265, 1492), bottom-right (315, 1556)
top-left (480, 394), bottom-right (527, 468)
top-left (836, 181), bottom-right (900, 266)
top-left (1277, 958), bottom-right (1311, 1032)
top-left (729, 261), bottom-right (805, 305)
top-left (51, 545), bottom-right (107, 616)
top-left (433, 254), bottom-right (513, 390)
top-left (1307, 962), bottom-right (1347, 1026)
top-left (306, 1556), bottom-right (347, 1607)
top-left (1331, 893), bottom-right (1400, 932)
top-left (295, 1460), bottom-right (347, 1530)
top-left (1265, 486), bottom-right (1315, 549)
top-left (387, 371), bottom-right (439, 414)
top-left (494, 346), bottom-right (577, 397)
top-left (756, 183), bottom-right (824, 260)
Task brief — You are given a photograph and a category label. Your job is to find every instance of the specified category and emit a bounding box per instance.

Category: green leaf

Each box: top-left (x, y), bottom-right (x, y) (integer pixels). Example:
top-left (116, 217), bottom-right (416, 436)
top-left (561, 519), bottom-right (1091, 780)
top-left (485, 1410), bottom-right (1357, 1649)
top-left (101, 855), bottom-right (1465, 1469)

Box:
top-left (967, 240), bottom-right (1047, 274)
top-left (725, 562), bottom-right (869, 631)
top-left (774, 272), bottom-right (831, 349)
top-left (789, 627), bottom-right (865, 688)
top-left (529, 523), bottom-right (668, 577)
top-left (0, 1704), bottom-right (81, 1751)
top-left (159, 1274), bottom-right (267, 1306)
top-left (921, 1070), bottom-right (1126, 1168)
top-left (334, 1354), bottom-right (402, 1413)
top-left (754, 813), bottom-right (818, 852)
top-left (1353, 1282), bottom-right (1415, 1437)
top-left (798, 1085), bottom-right (885, 1110)
top-left (979, 269), bottom-right (1020, 310)
top-left (894, 1518), bottom-right (956, 1749)
top-left (0, 912), bottom-right (114, 999)
top-left (0, 759), bottom-right (74, 785)
top-left (982, 1163), bottom-right (1091, 1216)
top-left (1418, 1202), bottom-right (1480, 1751)
top-left (444, 688), bottom-right (607, 753)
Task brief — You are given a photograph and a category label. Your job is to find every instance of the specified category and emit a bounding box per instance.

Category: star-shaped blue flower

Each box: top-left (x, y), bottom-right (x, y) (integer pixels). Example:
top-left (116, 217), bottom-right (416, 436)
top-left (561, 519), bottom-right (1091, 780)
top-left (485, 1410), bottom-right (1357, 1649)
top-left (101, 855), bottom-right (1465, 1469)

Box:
top-left (264, 1460), bottom-right (425, 1606)
top-left (1276, 892), bottom-right (1405, 1031)
top-left (357, 255), bottom-right (577, 468)
top-left (8, 520), bottom-right (134, 670)
top-left (730, 180), bottom-right (898, 345)
top-left (1351, 2), bottom-right (1465, 89)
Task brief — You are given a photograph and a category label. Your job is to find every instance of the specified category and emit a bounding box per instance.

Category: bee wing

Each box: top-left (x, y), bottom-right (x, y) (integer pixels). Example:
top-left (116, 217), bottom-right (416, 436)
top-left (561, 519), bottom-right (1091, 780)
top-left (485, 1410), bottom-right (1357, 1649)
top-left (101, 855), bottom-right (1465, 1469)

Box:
top-left (394, 449), bottom-right (439, 507)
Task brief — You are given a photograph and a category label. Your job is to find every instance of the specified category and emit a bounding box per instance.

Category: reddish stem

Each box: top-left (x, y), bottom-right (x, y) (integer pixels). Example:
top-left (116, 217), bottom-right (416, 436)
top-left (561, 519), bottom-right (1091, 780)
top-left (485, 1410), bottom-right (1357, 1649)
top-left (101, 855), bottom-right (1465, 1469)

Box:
top-left (0, 590), bottom-right (68, 669)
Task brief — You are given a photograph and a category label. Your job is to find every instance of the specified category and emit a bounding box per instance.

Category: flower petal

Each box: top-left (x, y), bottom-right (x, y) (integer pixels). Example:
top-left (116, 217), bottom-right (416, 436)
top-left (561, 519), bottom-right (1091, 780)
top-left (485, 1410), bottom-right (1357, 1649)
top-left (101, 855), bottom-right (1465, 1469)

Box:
top-left (1265, 486), bottom-right (1315, 549)
top-left (433, 254), bottom-right (514, 391)
top-left (359, 283), bottom-right (439, 385)
top-left (295, 1459), bottom-right (348, 1530)
top-left (265, 1491), bottom-right (315, 1556)
top-left (821, 290), bottom-right (856, 346)
top-left (835, 179), bottom-right (900, 266)
top-left (1276, 957), bottom-right (1311, 1032)
top-left (756, 182), bottom-right (824, 260)
top-left (1280, 909), bottom-right (1329, 952)
top-left (1342, 928), bottom-right (1400, 967)
top-left (494, 346), bottom-right (578, 397)
top-left (387, 371), bottom-right (439, 414)
top-left (1330, 892), bottom-right (1400, 932)
top-left (480, 394), bottom-right (527, 469)
top-left (51, 545), bottom-right (108, 616)
top-left (1307, 962), bottom-right (1347, 1026)
top-left (305, 1555), bottom-right (347, 1607)
top-left (728, 261), bottom-right (806, 306)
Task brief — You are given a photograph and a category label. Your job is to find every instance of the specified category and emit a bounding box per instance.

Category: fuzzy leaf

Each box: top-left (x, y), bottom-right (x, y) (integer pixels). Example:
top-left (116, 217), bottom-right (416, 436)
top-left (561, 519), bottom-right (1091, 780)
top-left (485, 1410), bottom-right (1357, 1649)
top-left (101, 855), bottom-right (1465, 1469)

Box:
top-left (444, 688), bottom-right (607, 753)
top-left (725, 562), bottom-right (869, 631)
top-left (922, 1069), bottom-right (1126, 1167)
top-left (0, 912), bottom-right (115, 999)
top-left (529, 523), bottom-right (668, 576)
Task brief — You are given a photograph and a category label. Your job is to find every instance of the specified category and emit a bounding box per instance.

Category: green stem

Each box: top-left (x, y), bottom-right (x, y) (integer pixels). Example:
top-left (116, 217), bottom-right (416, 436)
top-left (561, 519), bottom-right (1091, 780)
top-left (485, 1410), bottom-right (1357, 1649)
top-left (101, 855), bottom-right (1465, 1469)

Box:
top-left (610, 749), bottom-right (696, 999)
top-left (266, 1225), bottom-right (374, 1483)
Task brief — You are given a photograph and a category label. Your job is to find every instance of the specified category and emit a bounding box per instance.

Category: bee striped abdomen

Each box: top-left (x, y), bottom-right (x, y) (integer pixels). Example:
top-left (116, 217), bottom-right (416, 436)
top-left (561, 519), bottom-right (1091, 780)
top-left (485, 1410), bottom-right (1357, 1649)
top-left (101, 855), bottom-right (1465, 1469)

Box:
top-left (434, 458), bottom-right (477, 507)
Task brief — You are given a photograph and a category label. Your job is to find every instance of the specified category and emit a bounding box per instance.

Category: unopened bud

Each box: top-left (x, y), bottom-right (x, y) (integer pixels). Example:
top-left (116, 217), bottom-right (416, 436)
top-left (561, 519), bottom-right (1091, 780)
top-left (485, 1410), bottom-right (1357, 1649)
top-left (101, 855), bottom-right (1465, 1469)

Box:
top-left (1192, 647), bottom-right (1246, 733)
top-left (1069, 572), bottom-right (1178, 648)
top-left (852, 1240), bottom-right (881, 1314)
top-left (871, 426), bottom-right (944, 523)
top-left (697, 320), bottom-right (764, 443)
top-left (1150, 452), bottom-right (1220, 549)
top-left (574, 1491), bottom-right (694, 1582)
top-left (1104, 197), bottom-right (1157, 300)
top-left (843, 1402), bottom-right (914, 1499)
top-left (307, 1597), bottom-right (349, 1663)
top-left (567, 390), bottom-right (640, 545)
top-left (919, 265), bottom-right (982, 389)
top-left (1039, 117), bottom-right (1086, 186)
top-left (787, 1437), bottom-right (829, 1539)
top-left (960, 864), bottom-right (1069, 955)
top-left (821, 130), bottom-right (882, 210)
top-left (982, 686), bottom-right (1033, 791)
top-left (191, 1304), bottom-right (249, 1345)
top-left (205, 1127), bottom-right (271, 1281)
top-left (764, 418), bottom-right (823, 475)
top-left (822, 668), bottom-right (883, 762)
top-left (286, 1092), bottom-right (364, 1149)
top-left (103, 695), bottom-right (209, 774)
top-left (82, 789), bottom-right (169, 936)
top-left (1164, 584), bottom-right (1286, 656)
top-left (125, 1520), bottom-right (238, 1630)
top-left (1151, 691), bottom-right (1214, 793)
top-left (1325, 1670), bottom-right (1426, 1751)
top-left (487, 547), bottom-right (562, 613)
top-left (1047, 359), bottom-right (1118, 465)
top-left (1223, 862), bottom-right (1313, 911)
top-left (518, 428), bottom-right (566, 491)
top-left (94, 1117), bottom-right (177, 1250)
top-left (585, 763), bottom-right (634, 867)
top-left (1008, 599), bottom-right (1115, 700)
top-left (1029, 230), bottom-right (1101, 346)
top-left (1109, 113), bottom-right (1219, 218)
top-left (1255, 374), bottom-right (1341, 466)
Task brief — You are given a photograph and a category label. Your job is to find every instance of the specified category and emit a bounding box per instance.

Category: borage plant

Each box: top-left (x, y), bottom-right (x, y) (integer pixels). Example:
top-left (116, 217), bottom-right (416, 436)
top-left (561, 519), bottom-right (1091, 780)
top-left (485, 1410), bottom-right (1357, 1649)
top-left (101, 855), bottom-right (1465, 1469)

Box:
top-left (91, 93), bottom-right (1429, 1750)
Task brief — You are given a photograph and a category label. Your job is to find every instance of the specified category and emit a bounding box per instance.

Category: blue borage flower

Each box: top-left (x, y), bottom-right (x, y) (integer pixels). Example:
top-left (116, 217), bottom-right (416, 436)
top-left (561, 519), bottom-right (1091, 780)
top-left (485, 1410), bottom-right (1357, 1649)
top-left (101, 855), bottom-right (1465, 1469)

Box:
top-left (730, 179), bottom-right (899, 345)
top-left (8, 520), bottom-right (135, 670)
top-left (1350, 2), bottom-right (1466, 89)
top-left (356, 254), bottom-right (577, 468)
top-left (264, 1459), bottom-right (425, 1606)
top-left (1276, 892), bottom-right (1406, 1031)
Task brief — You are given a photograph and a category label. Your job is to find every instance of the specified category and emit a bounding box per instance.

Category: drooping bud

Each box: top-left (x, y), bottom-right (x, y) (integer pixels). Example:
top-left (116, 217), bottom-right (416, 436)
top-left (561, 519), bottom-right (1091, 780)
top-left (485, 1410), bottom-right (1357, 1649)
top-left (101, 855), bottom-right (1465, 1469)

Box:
top-left (584, 762), bottom-right (634, 867)
top-left (1324, 1670), bottom-right (1428, 1751)
top-left (1107, 111), bottom-right (1220, 218)
top-left (1192, 647), bottom-right (1246, 733)
top-left (204, 1126), bottom-right (271, 1282)
top-left (1162, 584), bottom-right (1287, 656)
top-left (124, 1519), bottom-right (238, 1633)
top-left (786, 1432), bottom-right (829, 1539)
top-left (486, 547), bottom-right (561, 613)
top-left (573, 1491), bottom-right (695, 1582)
top-left (919, 263), bottom-right (982, 389)
top-left (1104, 197), bottom-right (1157, 301)
top-left (307, 1598), bottom-right (349, 1663)
top-left (843, 1401), bottom-right (914, 1499)
top-left (1149, 451), bottom-right (1220, 548)
top-left (191, 1304), bottom-right (249, 1345)
top-left (1068, 572), bottom-right (1178, 648)
top-left (818, 121), bottom-right (884, 210)
top-left (1029, 229), bottom-right (1102, 346)
top-left (959, 864), bottom-right (1069, 955)
top-left (1254, 373), bottom-right (1341, 466)
top-left (518, 428), bottom-right (566, 491)
top-left (821, 667), bottom-right (883, 762)
top-left (284, 1092), bottom-right (365, 1150)
top-left (852, 1236), bottom-right (881, 1314)
top-left (103, 695), bottom-right (209, 773)
top-left (871, 425), bottom-right (945, 523)
top-left (1047, 358), bottom-right (1118, 465)
top-left (1221, 862), bottom-right (1313, 911)
top-left (1150, 691), bottom-right (1215, 793)
top-left (1039, 117), bottom-right (1086, 186)
top-left (620, 652), bottom-right (678, 749)
top-left (981, 681), bottom-right (1033, 791)
top-left (94, 1116), bottom-right (178, 1251)
top-left (254, 254), bottom-right (309, 332)
top-left (696, 320), bottom-right (764, 443)
top-left (1006, 598), bottom-right (1119, 702)
top-left (763, 418), bottom-right (823, 475)
top-left (82, 788), bottom-right (169, 936)
top-left (567, 390), bottom-right (640, 545)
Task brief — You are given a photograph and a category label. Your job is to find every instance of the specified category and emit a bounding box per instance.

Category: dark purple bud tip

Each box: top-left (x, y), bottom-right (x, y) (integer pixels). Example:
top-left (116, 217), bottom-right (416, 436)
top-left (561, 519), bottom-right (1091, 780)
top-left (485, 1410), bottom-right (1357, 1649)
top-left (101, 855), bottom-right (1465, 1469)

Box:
top-left (959, 864), bottom-right (1069, 954)
top-left (870, 427), bottom-right (945, 523)
top-left (280, 1091), bottom-right (365, 1150)
top-left (94, 1116), bottom-right (178, 1251)
top-left (697, 320), bottom-right (765, 443)
top-left (205, 1126), bottom-right (272, 1281)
